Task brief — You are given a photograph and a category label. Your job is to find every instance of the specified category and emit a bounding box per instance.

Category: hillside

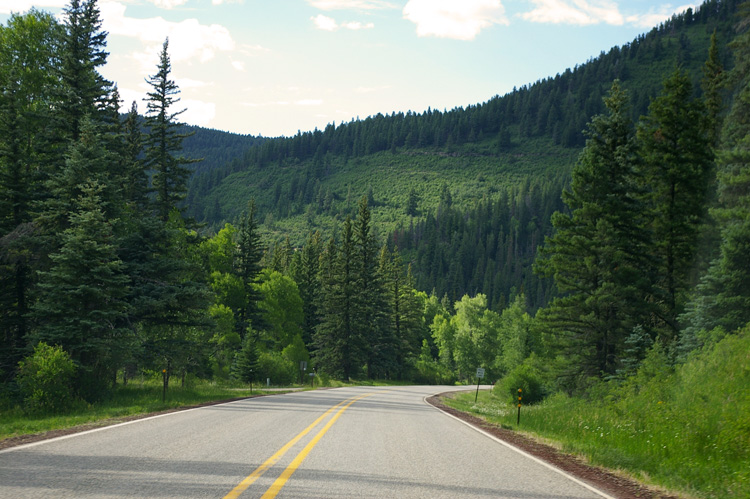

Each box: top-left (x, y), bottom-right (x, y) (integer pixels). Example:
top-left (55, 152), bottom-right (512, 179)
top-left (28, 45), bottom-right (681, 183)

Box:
top-left (181, 0), bottom-right (740, 310)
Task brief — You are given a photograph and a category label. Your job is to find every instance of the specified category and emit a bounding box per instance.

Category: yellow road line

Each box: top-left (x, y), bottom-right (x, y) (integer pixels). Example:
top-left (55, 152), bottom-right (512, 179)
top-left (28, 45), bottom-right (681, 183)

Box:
top-left (260, 393), bottom-right (375, 499)
top-left (223, 396), bottom-right (357, 499)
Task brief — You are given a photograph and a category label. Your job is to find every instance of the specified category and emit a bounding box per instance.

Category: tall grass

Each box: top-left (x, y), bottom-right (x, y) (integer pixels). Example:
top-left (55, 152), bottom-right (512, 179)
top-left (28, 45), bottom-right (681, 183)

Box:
top-left (445, 327), bottom-right (750, 498)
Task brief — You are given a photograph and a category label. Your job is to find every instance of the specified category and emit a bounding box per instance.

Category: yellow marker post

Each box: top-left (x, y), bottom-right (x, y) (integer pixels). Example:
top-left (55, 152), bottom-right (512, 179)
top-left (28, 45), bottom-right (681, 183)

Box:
top-left (517, 388), bottom-right (522, 425)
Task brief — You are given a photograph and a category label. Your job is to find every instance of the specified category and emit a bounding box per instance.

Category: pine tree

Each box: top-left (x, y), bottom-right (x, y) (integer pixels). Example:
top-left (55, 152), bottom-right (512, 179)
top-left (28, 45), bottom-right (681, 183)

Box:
top-left (637, 68), bottom-right (714, 339)
top-left (293, 231), bottom-right (322, 348)
top-left (353, 197), bottom-right (389, 378)
top-left (143, 38), bottom-right (198, 221)
top-left (235, 199), bottom-right (266, 336)
top-left (536, 81), bottom-right (651, 380)
top-left (31, 182), bottom-right (130, 399)
top-left (122, 100), bottom-right (149, 210)
top-left (314, 220), bottom-right (361, 379)
top-left (57, 0), bottom-right (111, 143)
top-left (683, 4), bottom-right (750, 339)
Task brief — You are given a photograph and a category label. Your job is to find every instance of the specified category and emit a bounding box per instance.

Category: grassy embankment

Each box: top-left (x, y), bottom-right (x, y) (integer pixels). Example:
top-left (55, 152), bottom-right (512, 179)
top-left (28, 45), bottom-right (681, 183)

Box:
top-left (443, 327), bottom-right (750, 499)
top-left (0, 379), bottom-right (284, 442)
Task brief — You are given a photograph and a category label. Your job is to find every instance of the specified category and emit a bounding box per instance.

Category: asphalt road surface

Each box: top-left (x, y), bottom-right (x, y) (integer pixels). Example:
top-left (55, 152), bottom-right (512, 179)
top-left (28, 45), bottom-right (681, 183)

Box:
top-left (0, 386), bottom-right (612, 498)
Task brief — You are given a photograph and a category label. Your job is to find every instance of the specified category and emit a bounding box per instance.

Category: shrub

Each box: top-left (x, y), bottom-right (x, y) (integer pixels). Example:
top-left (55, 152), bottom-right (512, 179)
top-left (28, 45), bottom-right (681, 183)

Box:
top-left (257, 351), bottom-right (296, 385)
top-left (493, 355), bottom-right (548, 404)
top-left (17, 342), bottom-right (77, 414)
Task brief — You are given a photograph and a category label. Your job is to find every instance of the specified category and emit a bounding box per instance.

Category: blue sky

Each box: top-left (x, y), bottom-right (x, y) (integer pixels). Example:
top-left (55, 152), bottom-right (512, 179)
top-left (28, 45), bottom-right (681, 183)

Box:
top-left (1, 0), bottom-right (697, 137)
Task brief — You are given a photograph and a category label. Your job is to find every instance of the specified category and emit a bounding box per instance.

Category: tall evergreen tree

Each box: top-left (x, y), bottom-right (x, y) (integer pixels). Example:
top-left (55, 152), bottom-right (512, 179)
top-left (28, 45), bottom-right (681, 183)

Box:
top-left (292, 231), bottom-right (322, 348)
top-left (235, 199), bottom-right (266, 336)
top-left (352, 197), bottom-right (390, 378)
top-left (31, 181), bottom-right (130, 399)
top-left (536, 81), bottom-right (651, 380)
top-left (314, 220), bottom-right (361, 379)
top-left (143, 38), bottom-right (197, 221)
top-left (637, 68), bottom-right (713, 339)
top-left (683, 4), bottom-right (750, 339)
top-left (57, 0), bottom-right (111, 143)
top-left (122, 100), bottom-right (149, 210)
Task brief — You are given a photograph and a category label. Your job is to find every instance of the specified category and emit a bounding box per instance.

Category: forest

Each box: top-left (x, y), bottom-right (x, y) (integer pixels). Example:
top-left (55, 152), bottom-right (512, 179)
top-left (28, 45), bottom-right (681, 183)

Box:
top-left (0, 0), bottom-right (748, 459)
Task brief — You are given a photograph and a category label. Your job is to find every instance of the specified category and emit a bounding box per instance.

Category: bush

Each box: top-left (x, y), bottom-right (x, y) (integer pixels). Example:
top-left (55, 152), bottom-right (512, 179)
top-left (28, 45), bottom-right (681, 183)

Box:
top-left (257, 351), bottom-right (296, 385)
top-left (493, 355), bottom-right (548, 404)
top-left (17, 343), bottom-right (77, 414)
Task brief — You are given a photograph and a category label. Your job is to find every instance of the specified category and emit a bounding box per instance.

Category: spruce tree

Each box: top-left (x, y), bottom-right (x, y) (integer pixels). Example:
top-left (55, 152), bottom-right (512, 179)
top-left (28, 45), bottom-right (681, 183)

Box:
top-left (637, 68), bottom-right (713, 339)
top-left (536, 81), bottom-right (650, 380)
top-left (57, 0), bottom-right (111, 143)
top-left (314, 220), bottom-right (360, 379)
top-left (353, 197), bottom-right (389, 378)
top-left (235, 199), bottom-right (266, 336)
top-left (31, 182), bottom-right (130, 399)
top-left (683, 4), bottom-right (750, 339)
top-left (143, 38), bottom-right (197, 221)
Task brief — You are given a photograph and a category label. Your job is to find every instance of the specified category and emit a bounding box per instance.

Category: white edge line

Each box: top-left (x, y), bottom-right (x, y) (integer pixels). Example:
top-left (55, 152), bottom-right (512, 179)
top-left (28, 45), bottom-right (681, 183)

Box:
top-left (0, 395), bottom-right (269, 455)
top-left (424, 392), bottom-right (617, 499)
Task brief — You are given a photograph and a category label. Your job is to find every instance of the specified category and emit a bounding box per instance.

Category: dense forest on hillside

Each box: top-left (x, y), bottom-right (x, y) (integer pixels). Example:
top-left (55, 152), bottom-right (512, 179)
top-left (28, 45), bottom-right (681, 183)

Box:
top-left (182, 0), bottom-right (742, 314)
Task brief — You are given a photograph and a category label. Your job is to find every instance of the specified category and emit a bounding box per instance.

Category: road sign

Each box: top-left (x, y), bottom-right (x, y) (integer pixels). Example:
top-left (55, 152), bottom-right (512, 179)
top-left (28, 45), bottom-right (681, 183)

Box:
top-left (476, 368), bottom-right (485, 378)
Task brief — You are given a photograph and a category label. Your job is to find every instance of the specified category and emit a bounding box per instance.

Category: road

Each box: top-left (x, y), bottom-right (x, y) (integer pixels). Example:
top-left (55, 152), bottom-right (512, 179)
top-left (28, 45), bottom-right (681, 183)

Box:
top-left (0, 386), bottom-right (611, 498)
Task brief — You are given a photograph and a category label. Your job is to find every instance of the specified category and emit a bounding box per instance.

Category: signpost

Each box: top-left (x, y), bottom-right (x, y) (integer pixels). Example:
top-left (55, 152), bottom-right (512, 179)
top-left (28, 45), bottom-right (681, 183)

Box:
top-left (475, 368), bottom-right (485, 402)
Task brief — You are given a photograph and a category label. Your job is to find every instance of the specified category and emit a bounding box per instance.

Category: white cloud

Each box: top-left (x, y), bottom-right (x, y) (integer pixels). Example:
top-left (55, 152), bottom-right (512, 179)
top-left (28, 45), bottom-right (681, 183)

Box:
top-left (520, 0), bottom-right (623, 25)
top-left (403, 0), bottom-right (509, 41)
top-left (232, 60), bottom-right (246, 71)
top-left (341, 21), bottom-right (374, 29)
top-left (626, 4), bottom-right (697, 28)
top-left (181, 98), bottom-right (216, 126)
top-left (307, 0), bottom-right (396, 10)
top-left (0, 0), bottom-right (67, 14)
top-left (311, 14), bottom-right (374, 30)
top-left (312, 14), bottom-right (338, 31)
top-left (176, 78), bottom-right (212, 90)
top-left (146, 0), bottom-right (189, 9)
top-left (296, 99), bottom-right (324, 106)
top-left (99, 1), bottom-right (235, 68)
top-left (519, 1), bottom-right (697, 28)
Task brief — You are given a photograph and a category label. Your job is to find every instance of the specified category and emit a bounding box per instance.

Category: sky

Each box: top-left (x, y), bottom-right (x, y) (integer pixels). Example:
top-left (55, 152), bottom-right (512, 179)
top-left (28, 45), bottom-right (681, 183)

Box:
top-left (0, 0), bottom-right (698, 138)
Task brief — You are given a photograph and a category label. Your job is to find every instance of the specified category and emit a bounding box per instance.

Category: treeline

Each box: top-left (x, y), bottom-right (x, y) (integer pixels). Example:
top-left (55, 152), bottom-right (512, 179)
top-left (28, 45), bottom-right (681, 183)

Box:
top-left (0, 1), bottom-right (211, 401)
top-left (392, 178), bottom-right (566, 312)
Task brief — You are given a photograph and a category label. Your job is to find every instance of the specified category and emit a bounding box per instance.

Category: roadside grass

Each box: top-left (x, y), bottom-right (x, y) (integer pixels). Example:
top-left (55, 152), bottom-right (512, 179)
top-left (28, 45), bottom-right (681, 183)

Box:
top-left (0, 379), bottom-right (277, 441)
top-left (443, 329), bottom-right (750, 499)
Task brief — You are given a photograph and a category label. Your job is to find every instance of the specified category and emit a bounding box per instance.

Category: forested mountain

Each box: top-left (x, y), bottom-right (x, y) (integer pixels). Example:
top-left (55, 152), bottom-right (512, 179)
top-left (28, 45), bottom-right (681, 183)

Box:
top-left (186, 0), bottom-right (741, 311)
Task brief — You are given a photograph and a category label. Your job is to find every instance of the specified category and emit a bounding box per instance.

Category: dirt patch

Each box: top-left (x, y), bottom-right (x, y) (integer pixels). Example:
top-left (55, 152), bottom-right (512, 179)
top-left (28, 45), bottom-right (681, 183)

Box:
top-left (426, 393), bottom-right (684, 499)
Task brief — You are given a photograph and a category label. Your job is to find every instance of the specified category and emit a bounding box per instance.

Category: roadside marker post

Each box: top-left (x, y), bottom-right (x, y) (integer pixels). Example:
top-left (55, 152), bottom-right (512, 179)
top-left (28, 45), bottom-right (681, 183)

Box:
top-left (517, 388), bottom-right (522, 425)
top-left (162, 369), bottom-right (167, 402)
top-left (475, 367), bottom-right (485, 402)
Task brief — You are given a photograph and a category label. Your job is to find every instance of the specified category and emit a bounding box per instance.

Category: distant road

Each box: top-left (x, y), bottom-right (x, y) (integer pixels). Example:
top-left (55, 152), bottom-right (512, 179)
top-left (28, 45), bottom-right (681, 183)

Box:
top-left (0, 386), bottom-right (610, 498)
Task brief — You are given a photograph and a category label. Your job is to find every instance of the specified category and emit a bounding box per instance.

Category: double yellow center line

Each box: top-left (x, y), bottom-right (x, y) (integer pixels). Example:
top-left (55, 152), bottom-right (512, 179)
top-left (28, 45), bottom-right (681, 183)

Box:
top-left (223, 392), bottom-right (375, 499)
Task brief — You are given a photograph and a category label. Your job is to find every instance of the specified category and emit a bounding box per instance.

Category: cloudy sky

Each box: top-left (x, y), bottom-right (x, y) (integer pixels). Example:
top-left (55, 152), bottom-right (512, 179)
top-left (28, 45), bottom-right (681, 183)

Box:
top-left (1, 0), bottom-right (697, 137)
